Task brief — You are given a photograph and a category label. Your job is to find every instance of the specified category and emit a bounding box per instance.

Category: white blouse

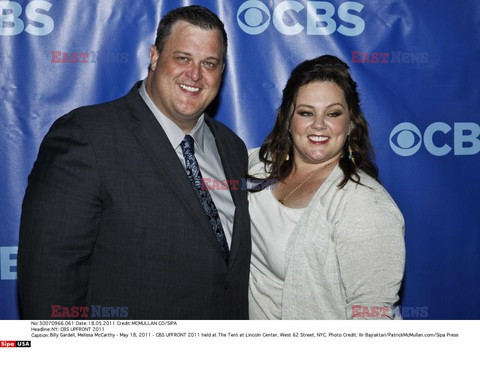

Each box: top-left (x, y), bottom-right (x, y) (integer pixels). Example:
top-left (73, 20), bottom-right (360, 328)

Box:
top-left (248, 187), bottom-right (304, 319)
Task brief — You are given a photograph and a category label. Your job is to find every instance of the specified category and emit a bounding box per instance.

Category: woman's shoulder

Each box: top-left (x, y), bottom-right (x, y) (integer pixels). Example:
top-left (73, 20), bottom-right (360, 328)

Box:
top-left (342, 170), bottom-right (387, 194)
top-left (338, 170), bottom-right (404, 221)
top-left (248, 147), bottom-right (261, 166)
top-left (248, 147), bottom-right (267, 177)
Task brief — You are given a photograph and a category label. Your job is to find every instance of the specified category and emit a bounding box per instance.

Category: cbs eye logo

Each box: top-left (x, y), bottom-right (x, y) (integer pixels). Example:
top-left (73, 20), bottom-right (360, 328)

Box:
top-left (237, 1), bottom-right (270, 35)
top-left (390, 122), bottom-right (480, 156)
top-left (389, 123), bottom-right (422, 156)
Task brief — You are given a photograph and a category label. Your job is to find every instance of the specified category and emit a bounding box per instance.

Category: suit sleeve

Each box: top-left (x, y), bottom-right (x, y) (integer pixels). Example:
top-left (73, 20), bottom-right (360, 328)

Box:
top-left (334, 186), bottom-right (406, 319)
top-left (18, 115), bottom-right (103, 319)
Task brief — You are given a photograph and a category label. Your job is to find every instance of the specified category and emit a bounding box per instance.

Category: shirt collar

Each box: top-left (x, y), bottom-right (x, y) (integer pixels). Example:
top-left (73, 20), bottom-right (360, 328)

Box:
top-left (138, 80), bottom-right (206, 153)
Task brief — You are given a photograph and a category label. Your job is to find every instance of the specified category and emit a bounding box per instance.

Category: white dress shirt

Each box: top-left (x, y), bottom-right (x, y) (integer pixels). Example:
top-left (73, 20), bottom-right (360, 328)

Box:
top-left (139, 81), bottom-right (235, 248)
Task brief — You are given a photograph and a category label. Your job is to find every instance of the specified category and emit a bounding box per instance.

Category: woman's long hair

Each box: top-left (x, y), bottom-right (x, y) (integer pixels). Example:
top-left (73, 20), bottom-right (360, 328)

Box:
top-left (259, 55), bottom-right (378, 188)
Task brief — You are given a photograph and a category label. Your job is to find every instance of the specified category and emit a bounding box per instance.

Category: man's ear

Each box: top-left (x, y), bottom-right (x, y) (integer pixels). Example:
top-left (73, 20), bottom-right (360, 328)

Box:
top-left (149, 45), bottom-right (159, 72)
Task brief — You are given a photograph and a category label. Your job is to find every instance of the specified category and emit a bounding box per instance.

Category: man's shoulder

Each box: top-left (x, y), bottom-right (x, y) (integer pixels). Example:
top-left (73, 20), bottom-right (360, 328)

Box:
top-left (206, 115), bottom-right (246, 149)
top-left (56, 82), bottom-right (142, 129)
top-left (66, 92), bottom-right (133, 122)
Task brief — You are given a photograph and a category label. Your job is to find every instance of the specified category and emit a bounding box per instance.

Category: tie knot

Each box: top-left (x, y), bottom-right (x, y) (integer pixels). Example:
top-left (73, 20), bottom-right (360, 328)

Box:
top-left (181, 135), bottom-right (195, 155)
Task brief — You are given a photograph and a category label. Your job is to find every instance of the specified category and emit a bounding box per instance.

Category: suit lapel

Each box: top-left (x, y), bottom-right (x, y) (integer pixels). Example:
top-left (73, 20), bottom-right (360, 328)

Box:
top-left (205, 118), bottom-right (243, 207)
top-left (205, 117), bottom-right (245, 268)
top-left (125, 86), bottom-right (219, 249)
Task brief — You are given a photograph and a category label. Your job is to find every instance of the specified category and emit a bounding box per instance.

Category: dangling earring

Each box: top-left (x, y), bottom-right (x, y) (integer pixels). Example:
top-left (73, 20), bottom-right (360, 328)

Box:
top-left (348, 144), bottom-right (356, 166)
top-left (347, 124), bottom-right (356, 165)
top-left (285, 130), bottom-right (292, 161)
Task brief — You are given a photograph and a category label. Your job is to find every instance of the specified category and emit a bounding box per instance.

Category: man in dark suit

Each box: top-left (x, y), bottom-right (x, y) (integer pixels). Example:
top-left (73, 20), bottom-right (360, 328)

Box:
top-left (18, 5), bottom-right (251, 319)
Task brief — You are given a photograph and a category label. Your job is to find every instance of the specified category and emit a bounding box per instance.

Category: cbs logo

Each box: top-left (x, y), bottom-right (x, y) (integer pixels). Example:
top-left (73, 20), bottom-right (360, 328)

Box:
top-left (390, 122), bottom-right (480, 156)
top-left (0, 1), bottom-right (54, 36)
top-left (237, 0), bottom-right (365, 36)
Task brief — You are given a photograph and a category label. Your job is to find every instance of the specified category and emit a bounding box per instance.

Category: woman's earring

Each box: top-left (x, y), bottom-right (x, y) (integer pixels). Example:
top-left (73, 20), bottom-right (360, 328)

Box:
top-left (348, 144), bottom-right (356, 165)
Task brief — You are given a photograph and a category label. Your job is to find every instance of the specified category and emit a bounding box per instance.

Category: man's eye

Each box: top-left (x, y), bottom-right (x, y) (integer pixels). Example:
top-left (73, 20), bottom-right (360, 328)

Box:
top-left (203, 61), bottom-right (217, 69)
top-left (177, 56), bottom-right (189, 62)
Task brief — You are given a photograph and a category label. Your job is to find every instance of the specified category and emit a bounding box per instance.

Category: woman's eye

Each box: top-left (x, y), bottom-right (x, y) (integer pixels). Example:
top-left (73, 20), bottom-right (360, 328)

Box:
top-left (298, 111), bottom-right (312, 117)
top-left (328, 111), bottom-right (342, 117)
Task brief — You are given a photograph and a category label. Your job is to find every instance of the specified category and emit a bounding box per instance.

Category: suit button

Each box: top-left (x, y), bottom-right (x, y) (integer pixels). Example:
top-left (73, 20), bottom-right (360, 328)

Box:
top-left (224, 281), bottom-right (229, 289)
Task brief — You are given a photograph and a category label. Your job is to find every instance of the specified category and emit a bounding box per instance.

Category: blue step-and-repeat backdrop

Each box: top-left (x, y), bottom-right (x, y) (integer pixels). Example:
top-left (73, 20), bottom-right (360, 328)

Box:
top-left (1, 0), bottom-right (479, 319)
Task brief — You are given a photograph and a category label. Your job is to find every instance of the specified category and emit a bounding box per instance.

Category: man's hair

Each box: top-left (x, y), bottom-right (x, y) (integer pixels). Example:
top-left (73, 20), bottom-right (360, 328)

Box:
top-left (154, 5), bottom-right (228, 62)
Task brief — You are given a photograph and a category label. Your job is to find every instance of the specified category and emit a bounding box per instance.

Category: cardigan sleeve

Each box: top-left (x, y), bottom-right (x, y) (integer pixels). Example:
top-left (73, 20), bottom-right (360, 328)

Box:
top-left (333, 182), bottom-right (406, 319)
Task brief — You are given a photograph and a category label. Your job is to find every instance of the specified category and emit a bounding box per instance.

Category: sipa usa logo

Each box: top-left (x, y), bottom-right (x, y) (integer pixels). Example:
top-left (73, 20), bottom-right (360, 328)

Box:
top-left (0, 0), bottom-right (54, 36)
top-left (236, 0), bottom-right (365, 36)
top-left (389, 122), bottom-right (480, 156)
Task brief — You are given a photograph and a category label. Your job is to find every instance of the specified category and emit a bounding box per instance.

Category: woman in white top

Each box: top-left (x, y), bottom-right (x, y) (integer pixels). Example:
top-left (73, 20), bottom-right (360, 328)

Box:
top-left (248, 55), bottom-right (405, 319)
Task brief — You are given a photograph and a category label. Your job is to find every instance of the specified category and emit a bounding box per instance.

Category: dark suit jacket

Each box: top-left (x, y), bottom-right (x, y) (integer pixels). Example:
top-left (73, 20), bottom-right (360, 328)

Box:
top-left (18, 81), bottom-right (251, 319)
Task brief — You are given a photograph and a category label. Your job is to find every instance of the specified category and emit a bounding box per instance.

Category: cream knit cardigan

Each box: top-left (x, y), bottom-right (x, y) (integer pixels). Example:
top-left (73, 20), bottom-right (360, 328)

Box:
top-left (248, 148), bottom-right (406, 319)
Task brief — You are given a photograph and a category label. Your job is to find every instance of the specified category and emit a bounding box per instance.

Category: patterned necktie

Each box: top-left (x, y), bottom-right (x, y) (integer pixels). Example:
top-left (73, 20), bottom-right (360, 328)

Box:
top-left (180, 135), bottom-right (229, 261)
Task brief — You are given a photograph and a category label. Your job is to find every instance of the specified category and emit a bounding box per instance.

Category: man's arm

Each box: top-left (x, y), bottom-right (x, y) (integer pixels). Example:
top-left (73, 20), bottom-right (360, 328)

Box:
top-left (18, 114), bottom-right (103, 319)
